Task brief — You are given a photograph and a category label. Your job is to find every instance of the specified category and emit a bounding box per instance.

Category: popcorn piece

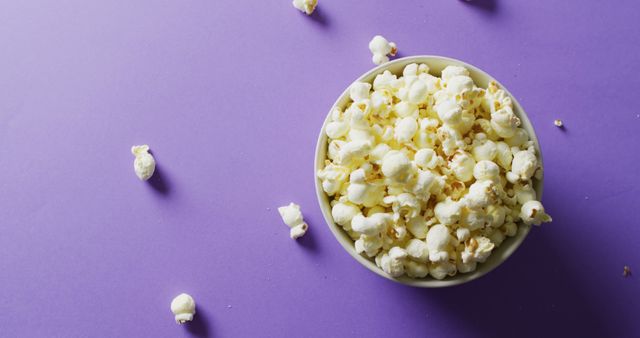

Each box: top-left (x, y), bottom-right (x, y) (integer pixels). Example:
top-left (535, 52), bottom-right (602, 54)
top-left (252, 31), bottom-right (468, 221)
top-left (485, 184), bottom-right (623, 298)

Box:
top-left (414, 149), bottom-right (441, 170)
top-left (171, 293), bottom-right (196, 324)
top-left (347, 168), bottom-right (385, 207)
top-left (131, 145), bottom-right (156, 181)
top-left (460, 236), bottom-right (495, 264)
top-left (426, 224), bottom-right (451, 262)
top-left (434, 198), bottom-right (462, 226)
top-left (456, 227), bottom-right (471, 242)
top-left (395, 117), bottom-right (418, 143)
top-left (405, 238), bottom-right (429, 262)
top-left (326, 118), bottom-right (349, 139)
top-left (520, 200), bottom-right (552, 225)
top-left (338, 140), bottom-right (371, 165)
top-left (405, 260), bottom-right (429, 278)
top-left (351, 213), bottom-right (392, 236)
top-left (460, 207), bottom-right (488, 231)
top-left (384, 193), bottom-right (421, 222)
top-left (381, 150), bottom-right (412, 182)
top-left (377, 247), bottom-right (407, 277)
top-left (472, 139), bottom-right (497, 162)
top-left (473, 160), bottom-right (500, 181)
top-left (495, 141), bottom-right (513, 170)
top-left (450, 151), bottom-right (476, 182)
top-left (436, 99), bottom-right (463, 126)
top-left (355, 234), bottom-right (383, 257)
top-left (278, 203), bottom-right (309, 239)
top-left (508, 150), bottom-right (537, 183)
top-left (292, 0), bottom-right (317, 15)
top-left (317, 163), bottom-right (349, 195)
top-left (411, 169), bottom-right (436, 199)
top-left (350, 82), bottom-right (372, 102)
top-left (554, 119), bottom-right (563, 127)
top-left (406, 216), bottom-right (428, 239)
top-left (368, 35), bottom-right (397, 65)
top-left (441, 65), bottom-right (469, 81)
top-left (464, 180), bottom-right (499, 210)
top-left (429, 261), bottom-right (456, 280)
top-left (491, 107), bottom-right (521, 138)
top-left (331, 202), bottom-right (361, 228)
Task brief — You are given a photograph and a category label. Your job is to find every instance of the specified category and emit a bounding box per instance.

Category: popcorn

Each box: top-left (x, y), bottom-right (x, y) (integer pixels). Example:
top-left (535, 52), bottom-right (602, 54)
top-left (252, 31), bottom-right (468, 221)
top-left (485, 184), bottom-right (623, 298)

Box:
top-left (405, 238), bottom-right (429, 262)
top-left (441, 65), bottom-right (469, 81)
top-left (460, 207), bottom-right (488, 231)
top-left (395, 117), bottom-right (418, 143)
top-left (325, 121), bottom-right (349, 139)
top-left (381, 150), bottom-right (412, 182)
top-left (384, 193), bottom-right (421, 222)
top-left (450, 151), bottom-right (476, 182)
top-left (434, 198), bottom-right (462, 226)
top-left (170, 293), bottom-right (196, 324)
top-left (472, 138), bottom-right (497, 162)
top-left (338, 140), bottom-right (371, 165)
top-left (435, 99), bottom-right (463, 126)
top-left (520, 200), bottom-right (552, 225)
top-left (464, 180), bottom-right (499, 210)
top-left (405, 260), bottom-right (430, 278)
top-left (508, 149), bottom-right (537, 183)
top-left (317, 163), bottom-right (349, 195)
top-left (460, 236), bottom-right (495, 264)
top-left (495, 141), bottom-right (513, 170)
top-left (414, 148), bottom-right (441, 170)
top-left (350, 82), bottom-right (372, 102)
top-left (331, 202), bottom-right (361, 229)
top-left (368, 35), bottom-right (397, 65)
top-left (491, 107), bottom-right (521, 138)
top-left (292, 0), bottom-right (317, 15)
top-left (411, 169), bottom-right (437, 199)
top-left (429, 261), bottom-right (457, 280)
top-left (554, 119), bottom-right (563, 127)
top-left (473, 160), bottom-right (500, 181)
top-left (347, 168), bottom-right (385, 207)
top-left (406, 216), bottom-right (428, 239)
top-left (318, 63), bottom-right (551, 279)
top-left (278, 203), bottom-right (309, 239)
top-left (131, 145), bottom-right (156, 181)
top-left (351, 213), bottom-right (392, 236)
top-left (355, 234), bottom-right (383, 257)
top-left (426, 224), bottom-right (452, 262)
top-left (376, 247), bottom-right (407, 277)
top-left (456, 227), bottom-right (471, 242)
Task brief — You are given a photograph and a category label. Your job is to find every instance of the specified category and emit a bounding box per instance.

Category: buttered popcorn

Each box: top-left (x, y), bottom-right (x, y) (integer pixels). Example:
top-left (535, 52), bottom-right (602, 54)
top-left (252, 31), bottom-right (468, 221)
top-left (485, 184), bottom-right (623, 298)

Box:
top-left (317, 63), bottom-right (551, 280)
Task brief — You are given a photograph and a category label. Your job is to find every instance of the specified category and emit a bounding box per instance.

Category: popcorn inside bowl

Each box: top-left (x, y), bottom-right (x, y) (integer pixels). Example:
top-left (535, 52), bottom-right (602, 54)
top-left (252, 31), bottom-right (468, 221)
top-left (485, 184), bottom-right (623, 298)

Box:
top-left (317, 63), bottom-right (551, 280)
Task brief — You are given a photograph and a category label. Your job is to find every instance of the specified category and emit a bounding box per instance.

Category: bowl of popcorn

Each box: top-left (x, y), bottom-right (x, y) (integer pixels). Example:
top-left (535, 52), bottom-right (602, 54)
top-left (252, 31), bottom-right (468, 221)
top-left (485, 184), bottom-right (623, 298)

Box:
top-left (315, 55), bottom-right (552, 287)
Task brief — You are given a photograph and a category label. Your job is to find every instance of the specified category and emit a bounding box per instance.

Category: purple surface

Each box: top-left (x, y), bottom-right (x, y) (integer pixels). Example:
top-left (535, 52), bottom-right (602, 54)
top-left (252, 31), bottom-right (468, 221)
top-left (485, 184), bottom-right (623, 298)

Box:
top-left (0, 0), bottom-right (639, 337)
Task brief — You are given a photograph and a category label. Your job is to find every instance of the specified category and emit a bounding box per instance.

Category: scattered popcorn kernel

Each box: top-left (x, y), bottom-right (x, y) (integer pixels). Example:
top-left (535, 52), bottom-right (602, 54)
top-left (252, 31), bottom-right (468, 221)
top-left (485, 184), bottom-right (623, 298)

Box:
top-left (318, 62), bottom-right (550, 279)
top-left (292, 0), bottom-right (317, 15)
top-left (368, 35), bottom-right (397, 65)
top-left (278, 203), bottom-right (309, 239)
top-left (623, 266), bottom-right (631, 277)
top-left (554, 119), bottom-right (563, 127)
top-left (171, 293), bottom-right (196, 324)
top-left (131, 145), bottom-right (156, 181)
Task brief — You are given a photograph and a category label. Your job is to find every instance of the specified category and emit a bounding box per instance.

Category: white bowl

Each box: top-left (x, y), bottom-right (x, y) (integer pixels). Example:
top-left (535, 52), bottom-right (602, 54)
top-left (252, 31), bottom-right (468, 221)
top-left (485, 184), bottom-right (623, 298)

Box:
top-left (314, 55), bottom-right (544, 287)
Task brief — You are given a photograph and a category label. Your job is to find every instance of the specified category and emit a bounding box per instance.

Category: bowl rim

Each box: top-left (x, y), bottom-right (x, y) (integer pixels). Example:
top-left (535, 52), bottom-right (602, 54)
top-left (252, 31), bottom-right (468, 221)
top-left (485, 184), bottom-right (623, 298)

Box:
top-left (314, 55), bottom-right (544, 288)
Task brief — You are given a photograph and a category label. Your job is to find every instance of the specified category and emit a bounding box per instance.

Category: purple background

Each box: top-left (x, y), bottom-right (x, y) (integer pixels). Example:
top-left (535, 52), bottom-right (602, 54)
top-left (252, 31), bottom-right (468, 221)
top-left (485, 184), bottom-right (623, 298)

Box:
top-left (1, 0), bottom-right (638, 337)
